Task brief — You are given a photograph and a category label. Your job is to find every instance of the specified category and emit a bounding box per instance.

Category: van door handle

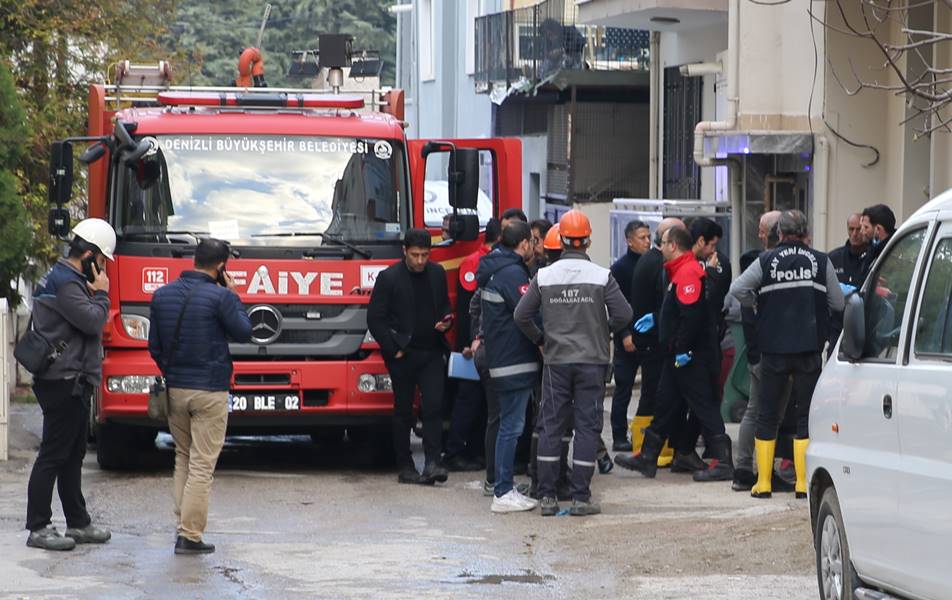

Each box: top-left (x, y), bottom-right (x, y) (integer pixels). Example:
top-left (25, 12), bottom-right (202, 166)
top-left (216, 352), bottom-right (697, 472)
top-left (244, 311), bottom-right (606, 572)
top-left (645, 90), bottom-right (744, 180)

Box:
top-left (883, 394), bottom-right (893, 419)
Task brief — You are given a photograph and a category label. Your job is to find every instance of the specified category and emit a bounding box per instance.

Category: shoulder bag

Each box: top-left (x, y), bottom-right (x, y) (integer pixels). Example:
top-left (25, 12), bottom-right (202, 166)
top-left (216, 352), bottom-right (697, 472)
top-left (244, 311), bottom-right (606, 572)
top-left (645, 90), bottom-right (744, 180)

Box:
top-left (148, 284), bottom-right (199, 421)
top-left (13, 314), bottom-right (67, 376)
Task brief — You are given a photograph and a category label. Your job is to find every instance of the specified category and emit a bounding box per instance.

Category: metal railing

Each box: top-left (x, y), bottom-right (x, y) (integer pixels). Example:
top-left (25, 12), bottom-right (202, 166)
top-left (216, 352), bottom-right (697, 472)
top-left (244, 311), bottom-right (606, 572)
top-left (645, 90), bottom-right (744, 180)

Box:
top-left (475, 0), bottom-right (650, 93)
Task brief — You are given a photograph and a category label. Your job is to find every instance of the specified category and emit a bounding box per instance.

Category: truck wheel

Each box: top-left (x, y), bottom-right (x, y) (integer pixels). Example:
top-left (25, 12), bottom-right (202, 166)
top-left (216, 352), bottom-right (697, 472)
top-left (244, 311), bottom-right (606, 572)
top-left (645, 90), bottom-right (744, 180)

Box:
top-left (96, 423), bottom-right (142, 470)
top-left (348, 425), bottom-right (396, 468)
top-left (815, 486), bottom-right (859, 600)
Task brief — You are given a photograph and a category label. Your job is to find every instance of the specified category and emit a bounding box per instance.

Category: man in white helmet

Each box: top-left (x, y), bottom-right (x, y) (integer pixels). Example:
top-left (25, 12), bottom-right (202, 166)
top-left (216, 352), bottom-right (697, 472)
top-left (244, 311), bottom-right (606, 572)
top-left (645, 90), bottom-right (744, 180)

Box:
top-left (24, 218), bottom-right (115, 551)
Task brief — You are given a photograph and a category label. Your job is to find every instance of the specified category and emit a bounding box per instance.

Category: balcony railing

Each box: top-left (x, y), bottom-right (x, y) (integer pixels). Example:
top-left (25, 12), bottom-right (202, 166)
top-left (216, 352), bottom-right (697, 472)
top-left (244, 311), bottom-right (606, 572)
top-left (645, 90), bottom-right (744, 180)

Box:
top-left (475, 0), bottom-right (650, 93)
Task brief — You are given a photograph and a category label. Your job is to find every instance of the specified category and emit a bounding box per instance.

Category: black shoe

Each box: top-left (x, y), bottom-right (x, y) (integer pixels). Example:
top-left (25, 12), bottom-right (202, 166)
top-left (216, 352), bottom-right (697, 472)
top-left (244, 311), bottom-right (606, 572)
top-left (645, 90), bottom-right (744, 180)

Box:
top-left (421, 462), bottom-right (449, 484)
top-left (444, 455), bottom-right (483, 472)
top-left (540, 496), bottom-right (560, 517)
top-left (693, 434), bottom-right (735, 482)
top-left (731, 468), bottom-right (756, 492)
top-left (569, 499), bottom-right (602, 516)
top-left (612, 439), bottom-right (633, 452)
top-left (670, 450), bottom-right (707, 473)
top-left (597, 454), bottom-right (614, 474)
top-left (174, 535), bottom-right (215, 555)
top-left (397, 465), bottom-right (422, 484)
top-left (613, 430), bottom-right (664, 478)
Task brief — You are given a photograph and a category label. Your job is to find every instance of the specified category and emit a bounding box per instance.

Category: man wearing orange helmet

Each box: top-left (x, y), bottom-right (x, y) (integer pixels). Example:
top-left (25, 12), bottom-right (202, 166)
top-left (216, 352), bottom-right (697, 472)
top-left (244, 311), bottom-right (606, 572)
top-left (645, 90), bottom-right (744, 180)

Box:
top-left (515, 209), bottom-right (634, 516)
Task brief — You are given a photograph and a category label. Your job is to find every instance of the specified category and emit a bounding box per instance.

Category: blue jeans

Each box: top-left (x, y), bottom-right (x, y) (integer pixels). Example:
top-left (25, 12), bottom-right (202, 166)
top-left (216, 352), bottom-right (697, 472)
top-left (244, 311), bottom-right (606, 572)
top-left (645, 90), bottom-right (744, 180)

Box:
top-left (494, 387), bottom-right (533, 497)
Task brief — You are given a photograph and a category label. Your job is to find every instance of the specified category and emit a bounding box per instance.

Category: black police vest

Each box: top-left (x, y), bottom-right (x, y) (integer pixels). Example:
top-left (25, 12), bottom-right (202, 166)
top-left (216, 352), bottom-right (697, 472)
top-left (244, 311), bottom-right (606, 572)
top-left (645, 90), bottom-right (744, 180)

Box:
top-left (756, 242), bottom-right (830, 354)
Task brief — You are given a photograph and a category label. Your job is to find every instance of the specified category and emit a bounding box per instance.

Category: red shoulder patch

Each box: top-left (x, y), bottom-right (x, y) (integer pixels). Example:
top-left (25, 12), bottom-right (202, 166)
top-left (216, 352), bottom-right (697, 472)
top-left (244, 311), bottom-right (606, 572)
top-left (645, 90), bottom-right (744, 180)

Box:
top-left (519, 284), bottom-right (529, 296)
top-left (677, 281), bottom-right (701, 304)
top-left (673, 261), bottom-right (705, 305)
top-left (459, 254), bottom-right (479, 292)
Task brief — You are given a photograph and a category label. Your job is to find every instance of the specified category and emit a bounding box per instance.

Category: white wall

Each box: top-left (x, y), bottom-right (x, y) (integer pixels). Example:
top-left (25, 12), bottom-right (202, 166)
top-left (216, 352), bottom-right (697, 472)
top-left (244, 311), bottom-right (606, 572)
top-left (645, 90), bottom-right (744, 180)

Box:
top-left (519, 135), bottom-right (548, 219)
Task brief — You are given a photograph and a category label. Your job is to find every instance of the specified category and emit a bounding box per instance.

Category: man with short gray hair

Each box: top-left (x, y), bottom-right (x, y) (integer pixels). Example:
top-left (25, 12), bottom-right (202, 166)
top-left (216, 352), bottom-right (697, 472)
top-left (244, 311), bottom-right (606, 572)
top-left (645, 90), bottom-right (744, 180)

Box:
top-left (728, 210), bottom-right (844, 500)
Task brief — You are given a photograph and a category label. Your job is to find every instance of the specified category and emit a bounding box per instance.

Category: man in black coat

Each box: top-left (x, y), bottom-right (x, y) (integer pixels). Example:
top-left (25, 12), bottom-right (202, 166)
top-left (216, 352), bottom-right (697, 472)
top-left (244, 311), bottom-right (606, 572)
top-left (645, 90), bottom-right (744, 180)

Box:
top-left (368, 228), bottom-right (452, 485)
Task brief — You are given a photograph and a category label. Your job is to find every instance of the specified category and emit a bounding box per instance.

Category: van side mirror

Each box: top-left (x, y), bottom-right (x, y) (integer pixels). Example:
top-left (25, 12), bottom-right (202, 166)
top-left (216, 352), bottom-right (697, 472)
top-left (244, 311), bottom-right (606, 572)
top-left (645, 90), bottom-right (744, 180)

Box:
top-left (449, 148), bottom-right (479, 211)
top-left (49, 141), bottom-right (73, 206)
top-left (840, 292), bottom-right (866, 361)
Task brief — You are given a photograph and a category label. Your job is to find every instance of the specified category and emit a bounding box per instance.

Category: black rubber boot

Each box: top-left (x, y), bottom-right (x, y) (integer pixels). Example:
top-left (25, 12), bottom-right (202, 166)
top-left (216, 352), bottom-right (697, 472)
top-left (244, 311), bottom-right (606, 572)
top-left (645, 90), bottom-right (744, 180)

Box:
top-left (693, 434), bottom-right (735, 482)
top-left (613, 429), bottom-right (664, 478)
top-left (670, 450), bottom-right (707, 473)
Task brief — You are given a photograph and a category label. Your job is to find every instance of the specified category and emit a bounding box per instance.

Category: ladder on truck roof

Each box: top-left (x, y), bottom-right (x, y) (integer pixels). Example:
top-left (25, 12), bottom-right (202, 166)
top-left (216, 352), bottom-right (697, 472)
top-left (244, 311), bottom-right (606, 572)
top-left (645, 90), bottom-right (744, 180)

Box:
top-left (102, 61), bottom-right (400, 116)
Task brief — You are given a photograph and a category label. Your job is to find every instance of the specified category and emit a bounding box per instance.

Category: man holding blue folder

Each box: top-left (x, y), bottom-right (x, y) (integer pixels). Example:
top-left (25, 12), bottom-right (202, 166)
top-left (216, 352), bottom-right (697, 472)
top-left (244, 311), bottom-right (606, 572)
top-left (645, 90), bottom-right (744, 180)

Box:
top-left (477, 221), bottom-right (541, 513)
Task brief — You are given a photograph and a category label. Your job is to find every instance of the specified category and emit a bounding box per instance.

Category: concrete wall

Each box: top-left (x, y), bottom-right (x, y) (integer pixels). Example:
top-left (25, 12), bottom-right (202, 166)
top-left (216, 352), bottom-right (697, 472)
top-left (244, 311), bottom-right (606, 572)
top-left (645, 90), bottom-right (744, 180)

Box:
top-left (518, 135), bottom-right (548, 219)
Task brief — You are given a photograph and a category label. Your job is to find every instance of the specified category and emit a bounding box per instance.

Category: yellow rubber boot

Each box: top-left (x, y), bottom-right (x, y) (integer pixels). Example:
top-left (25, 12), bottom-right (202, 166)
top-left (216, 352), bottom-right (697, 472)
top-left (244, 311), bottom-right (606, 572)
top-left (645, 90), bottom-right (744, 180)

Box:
top-left (657, 441), bottom-right (674, 468)
top-left (793, 438), bottom-right (809, 499)
top-left (751, 438), bottom-right (776, 499)
top-left (629, 416), bottom-right (652, 455)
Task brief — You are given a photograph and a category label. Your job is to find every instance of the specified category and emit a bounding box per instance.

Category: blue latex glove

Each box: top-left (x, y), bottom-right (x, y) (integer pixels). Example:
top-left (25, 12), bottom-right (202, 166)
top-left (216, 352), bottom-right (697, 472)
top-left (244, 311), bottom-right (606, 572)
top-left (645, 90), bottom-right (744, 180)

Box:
top-left (634, 313), bottom-right (655, 333)
top-left (674, 352), bottom-right (692, 368)
top-left (839, 282), bottom-right (856, 296)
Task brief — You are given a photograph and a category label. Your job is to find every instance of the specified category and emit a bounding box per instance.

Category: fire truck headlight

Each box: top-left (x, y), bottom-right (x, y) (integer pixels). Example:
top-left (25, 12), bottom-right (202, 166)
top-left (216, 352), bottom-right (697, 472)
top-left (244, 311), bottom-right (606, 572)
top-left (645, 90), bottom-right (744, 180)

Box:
top-left (357, 374), bottom-right (392, 393)
top-left (106, 376), bottom-right (153, 394)
top-left (121, 314), bottom-right (150, 341)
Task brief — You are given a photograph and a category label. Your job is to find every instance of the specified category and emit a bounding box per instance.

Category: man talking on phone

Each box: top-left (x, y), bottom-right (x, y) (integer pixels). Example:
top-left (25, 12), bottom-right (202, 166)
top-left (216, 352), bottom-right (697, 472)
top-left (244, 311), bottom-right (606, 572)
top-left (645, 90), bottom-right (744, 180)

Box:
top-left (368, 228), bottom-right (453, 486)
top-left (24, 218), bottom-right (115, 551)
top-left (149, 238), bottom-right (251, 554)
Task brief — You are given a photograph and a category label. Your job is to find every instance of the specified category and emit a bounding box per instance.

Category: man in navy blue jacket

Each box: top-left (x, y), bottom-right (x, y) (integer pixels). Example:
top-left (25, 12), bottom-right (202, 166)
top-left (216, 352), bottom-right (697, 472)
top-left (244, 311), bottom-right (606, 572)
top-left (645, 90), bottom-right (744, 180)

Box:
top-left (478, 221), bottom-right (541, 513)
top-left (149, 238), bottom-right (251, 555)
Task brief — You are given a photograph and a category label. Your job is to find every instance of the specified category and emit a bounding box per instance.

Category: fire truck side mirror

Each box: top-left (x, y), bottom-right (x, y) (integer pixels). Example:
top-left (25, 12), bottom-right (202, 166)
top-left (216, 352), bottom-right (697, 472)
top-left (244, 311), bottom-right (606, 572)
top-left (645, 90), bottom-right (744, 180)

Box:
top-left (448, 214), bottom-right (479, 242)
top-left (49, 141), bottom-right (73, 206)
top-left (449, 148), bottom-right (479, 211)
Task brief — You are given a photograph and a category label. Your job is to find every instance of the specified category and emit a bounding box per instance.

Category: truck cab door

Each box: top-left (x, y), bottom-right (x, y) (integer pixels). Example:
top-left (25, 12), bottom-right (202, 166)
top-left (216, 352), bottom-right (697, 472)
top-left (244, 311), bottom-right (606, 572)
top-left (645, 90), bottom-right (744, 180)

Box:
top-left (407, 138), bottom-right (522, 234)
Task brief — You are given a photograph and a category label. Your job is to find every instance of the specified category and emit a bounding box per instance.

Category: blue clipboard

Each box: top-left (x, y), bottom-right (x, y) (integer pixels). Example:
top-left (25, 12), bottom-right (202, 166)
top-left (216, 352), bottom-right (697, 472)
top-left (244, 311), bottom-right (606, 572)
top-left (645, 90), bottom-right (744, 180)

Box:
top-left (448, 352), bottom-right (480, 381)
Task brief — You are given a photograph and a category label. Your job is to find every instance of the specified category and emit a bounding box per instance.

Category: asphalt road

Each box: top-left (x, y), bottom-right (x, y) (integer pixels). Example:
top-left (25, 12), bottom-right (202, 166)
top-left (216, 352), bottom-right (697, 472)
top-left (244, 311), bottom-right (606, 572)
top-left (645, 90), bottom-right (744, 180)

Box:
top-left (0, 402), bottom-right (817, 600)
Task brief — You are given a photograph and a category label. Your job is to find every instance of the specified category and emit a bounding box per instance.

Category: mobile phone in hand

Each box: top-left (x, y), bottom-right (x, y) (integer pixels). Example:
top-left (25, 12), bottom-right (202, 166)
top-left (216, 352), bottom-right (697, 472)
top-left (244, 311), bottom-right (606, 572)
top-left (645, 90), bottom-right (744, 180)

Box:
top-left (82, 256), bottom-right (100, 284)
top-left (216, 267), bottom-right (228, 287)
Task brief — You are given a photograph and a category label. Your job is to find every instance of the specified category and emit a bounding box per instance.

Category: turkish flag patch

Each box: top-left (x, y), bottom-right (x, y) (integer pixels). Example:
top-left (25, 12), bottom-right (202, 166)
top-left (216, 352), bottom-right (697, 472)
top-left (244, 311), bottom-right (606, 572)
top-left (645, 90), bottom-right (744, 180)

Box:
top-left (677, 282), bottom-right (701, 304)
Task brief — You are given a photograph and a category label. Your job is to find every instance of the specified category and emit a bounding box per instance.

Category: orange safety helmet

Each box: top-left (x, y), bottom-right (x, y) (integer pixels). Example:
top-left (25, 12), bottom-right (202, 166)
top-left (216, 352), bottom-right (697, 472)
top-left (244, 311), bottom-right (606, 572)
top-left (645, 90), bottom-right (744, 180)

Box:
top-left (558, 209), bottom-right (592, 248)
top-left (543, 223), bottom-right (561, 250)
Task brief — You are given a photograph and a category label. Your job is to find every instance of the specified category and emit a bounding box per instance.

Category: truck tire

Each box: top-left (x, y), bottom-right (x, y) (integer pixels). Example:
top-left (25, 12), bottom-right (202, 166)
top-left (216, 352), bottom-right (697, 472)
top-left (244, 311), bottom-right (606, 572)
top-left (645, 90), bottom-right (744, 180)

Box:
top-left (348, 425), bottom-right (396, 468)
top-left (96, 423), bottom-right (156, 470)
top-left (815, 486), bottom-right (859, 600)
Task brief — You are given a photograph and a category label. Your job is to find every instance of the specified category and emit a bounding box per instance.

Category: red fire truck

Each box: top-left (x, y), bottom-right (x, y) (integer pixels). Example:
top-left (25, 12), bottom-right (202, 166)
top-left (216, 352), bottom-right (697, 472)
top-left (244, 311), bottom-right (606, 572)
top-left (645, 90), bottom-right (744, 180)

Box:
top-left (45, 42), bottom-right (521, 469)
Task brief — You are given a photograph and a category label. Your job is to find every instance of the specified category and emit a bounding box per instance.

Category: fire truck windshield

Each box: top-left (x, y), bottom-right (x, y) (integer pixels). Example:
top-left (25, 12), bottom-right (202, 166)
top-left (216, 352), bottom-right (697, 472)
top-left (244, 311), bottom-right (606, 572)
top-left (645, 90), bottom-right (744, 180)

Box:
top-left (115, 134), bottom-right (408, 246)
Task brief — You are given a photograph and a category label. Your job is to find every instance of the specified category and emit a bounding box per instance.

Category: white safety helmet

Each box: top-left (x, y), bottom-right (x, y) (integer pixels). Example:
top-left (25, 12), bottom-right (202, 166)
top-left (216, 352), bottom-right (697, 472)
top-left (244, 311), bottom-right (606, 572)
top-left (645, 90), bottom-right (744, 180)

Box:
top-left (71, 218), bottom-right (117, 261)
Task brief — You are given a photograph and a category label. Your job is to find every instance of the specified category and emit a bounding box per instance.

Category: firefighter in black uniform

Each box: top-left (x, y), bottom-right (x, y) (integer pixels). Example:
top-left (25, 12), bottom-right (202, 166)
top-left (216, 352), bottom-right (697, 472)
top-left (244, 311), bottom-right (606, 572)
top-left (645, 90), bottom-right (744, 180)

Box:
top-left (728, 210), bottom-right (845, 499)
top-left (614, 226), bottom-right (734, 481)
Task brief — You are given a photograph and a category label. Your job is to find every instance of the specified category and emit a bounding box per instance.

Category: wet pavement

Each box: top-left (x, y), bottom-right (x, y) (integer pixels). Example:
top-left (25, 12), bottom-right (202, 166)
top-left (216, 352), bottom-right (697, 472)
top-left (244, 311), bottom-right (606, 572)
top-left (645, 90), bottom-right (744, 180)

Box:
top-left (0, 403), bottom-right (817, 599)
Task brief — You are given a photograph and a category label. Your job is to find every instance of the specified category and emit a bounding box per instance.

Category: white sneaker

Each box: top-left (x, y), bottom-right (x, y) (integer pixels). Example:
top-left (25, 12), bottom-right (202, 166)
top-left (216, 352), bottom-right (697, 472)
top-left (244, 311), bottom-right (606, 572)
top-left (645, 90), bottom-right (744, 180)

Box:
top-left (512, 488), bottom-right (539, 509)
top-left (491, 490), bottom-right (537, 513)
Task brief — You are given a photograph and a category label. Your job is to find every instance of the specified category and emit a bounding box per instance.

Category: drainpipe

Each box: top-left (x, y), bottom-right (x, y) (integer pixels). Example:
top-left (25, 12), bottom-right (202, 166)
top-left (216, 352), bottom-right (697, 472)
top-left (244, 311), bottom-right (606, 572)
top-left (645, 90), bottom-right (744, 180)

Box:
top-left (693, 0), bottom-right (739, 167)
top-left (649, 32), bottom-right (661, 199)
top-left (813, 135), bottom-right (830, 250)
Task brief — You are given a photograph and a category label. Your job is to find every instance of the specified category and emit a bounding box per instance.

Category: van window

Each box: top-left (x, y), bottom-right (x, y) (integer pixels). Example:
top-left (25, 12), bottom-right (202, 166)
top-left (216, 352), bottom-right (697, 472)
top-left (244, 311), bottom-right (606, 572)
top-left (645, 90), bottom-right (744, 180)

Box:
top-left (915, 237), bottom-right (952, 356)
top-left (862, 228), bottom-right (926, 360)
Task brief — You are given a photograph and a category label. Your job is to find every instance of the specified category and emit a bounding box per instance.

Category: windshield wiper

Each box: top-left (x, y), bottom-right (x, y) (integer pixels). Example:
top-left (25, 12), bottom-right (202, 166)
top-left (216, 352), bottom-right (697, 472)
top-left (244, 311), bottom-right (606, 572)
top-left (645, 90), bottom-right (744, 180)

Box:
top-left (120, 229), bottom-right (210, 241)
top-left (250, 232), bottom-right (371, 258)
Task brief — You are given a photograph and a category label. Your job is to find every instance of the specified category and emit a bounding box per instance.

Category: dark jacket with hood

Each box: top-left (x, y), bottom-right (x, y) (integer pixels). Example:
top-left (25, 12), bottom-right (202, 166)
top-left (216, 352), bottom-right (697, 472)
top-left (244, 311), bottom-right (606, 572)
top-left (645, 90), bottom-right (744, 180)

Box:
top-left (31, 258), bottom-right (111, 384)
top-left (478, 247), bottom-right (540, 392)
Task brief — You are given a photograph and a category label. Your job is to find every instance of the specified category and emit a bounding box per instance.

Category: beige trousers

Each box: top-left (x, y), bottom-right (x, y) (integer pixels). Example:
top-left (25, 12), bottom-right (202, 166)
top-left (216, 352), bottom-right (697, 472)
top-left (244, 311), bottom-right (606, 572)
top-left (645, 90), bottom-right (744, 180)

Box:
top-left (167, 388), bottom-right (228, 542)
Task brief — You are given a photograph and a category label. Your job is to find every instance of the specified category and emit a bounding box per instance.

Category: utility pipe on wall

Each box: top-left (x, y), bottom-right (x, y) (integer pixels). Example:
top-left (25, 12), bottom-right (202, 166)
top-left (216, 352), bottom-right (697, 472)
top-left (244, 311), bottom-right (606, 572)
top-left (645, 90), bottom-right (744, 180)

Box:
top-left (693, 0), bottom-right (740, 167)
top-left (649, 32), bottom-right (661, 199)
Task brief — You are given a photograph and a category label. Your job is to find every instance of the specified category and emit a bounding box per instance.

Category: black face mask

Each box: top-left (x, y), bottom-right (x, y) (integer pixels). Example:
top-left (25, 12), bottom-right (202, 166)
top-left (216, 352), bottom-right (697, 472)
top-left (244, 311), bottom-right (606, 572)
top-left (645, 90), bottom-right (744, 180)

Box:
top-left (81, 256), bottom-right (100, 284)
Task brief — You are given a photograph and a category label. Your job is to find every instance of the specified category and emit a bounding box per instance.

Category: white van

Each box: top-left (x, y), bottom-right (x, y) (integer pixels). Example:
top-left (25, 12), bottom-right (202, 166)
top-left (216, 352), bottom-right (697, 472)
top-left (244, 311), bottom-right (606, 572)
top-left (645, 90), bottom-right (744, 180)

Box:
top-left (809, 189), bottom-right (952, 600)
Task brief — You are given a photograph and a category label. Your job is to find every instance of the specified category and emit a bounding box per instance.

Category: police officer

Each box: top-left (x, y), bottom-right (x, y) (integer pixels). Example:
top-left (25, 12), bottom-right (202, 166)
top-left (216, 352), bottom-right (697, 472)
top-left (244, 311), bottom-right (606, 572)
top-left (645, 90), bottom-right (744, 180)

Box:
top-left (728, 210), bottom-right (845, 498)
top-left (614, 226), bottom-right (734, 482)
top-left (514, 210), bottom-right (633, 516)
